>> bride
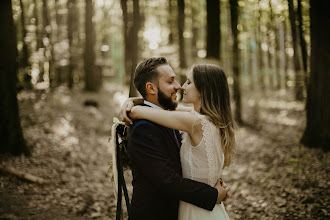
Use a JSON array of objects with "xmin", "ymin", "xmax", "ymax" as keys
[{"xmin": 125, "ymin": 64, "xmax": 236, "ymax": 220}]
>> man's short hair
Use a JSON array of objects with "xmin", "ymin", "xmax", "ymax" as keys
[{"xmin": 133, "ymin": 57, "xmax": 168, "ymax": 98}]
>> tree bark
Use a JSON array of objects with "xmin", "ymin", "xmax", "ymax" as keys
[
  {"xmin": 128, "ymin": 0, "xmax": 140, "ymax": 97},
  {"xmin": 288, "ymin": 0, "xmax": 304, "ymax": 101},
  {"xmin": 84, "ymin": 0, "xmax": 101, "ymax": 91},
  {"xmin": 206, "ymin": 0, "xmax": 220, "ymax": 59},
  {"xmin": 257, "ymin": 0, "xmax": 265, "ymax": 90},
  {"xmin": 297, "ymin": 0, "xmax": 308, "ymax": 86},
  {"xmin": 120, "ymin": 0, "xmax": 130, "ymax": 87},
  {"xmin": 33, "ymin": 0, "xmax": 42, "ymax": 50},
  {"xmin": 177, "ymin": 0, "xmax": 187, "ymax": 68},
  {"xmin": 67, "ymin": 0, "xmax": 75, "ymax": 89},
  {"xmin": 0, "ymin": 0, "xmax": 30, "ymax": 155},
  {"xmin": 19, "ymin": 0, "xmax": 32, "ymax": 89},
  {"xmin": 168, "ymin": 0, "xmax": 174, "ymax": 44},
  {"xmin": 301, "ymin": 0, "xmax": 330, "ymax": 149},
  {"xmin": 19, "ymin": 0, "xmax": 29, "ymax": 69},
  {"xmin": 230, "ymin": 0, "xmax": 242, "ymax": 124}
]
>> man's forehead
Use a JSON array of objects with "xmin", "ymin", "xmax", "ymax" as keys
[{"xmin": 157, "ymin": 64, "xmax": 176, "ymax": 79}]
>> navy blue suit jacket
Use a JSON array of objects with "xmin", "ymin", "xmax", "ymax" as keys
[{"xmin": 127, "ymin": 104, "xmax": 218, "ymax": 220}]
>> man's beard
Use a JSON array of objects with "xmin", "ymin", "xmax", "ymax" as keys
[{"xmin": 158, "ymin": 88, "xmax": 178, "ymax": 110}]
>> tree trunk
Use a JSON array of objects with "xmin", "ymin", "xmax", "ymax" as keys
[
  {"xmin": 230, "ymin": 0, "xmax": 242, "ymax": 124},
  {"xmin": 19, "ymin": 0, "xmax": 32, "ymax": 89},
  {"xmin": 19, "ymin": 0, "xmax": 29, "ymax": 69},
  {"xmin": 190, "ymin": 0, "xmax": 198, "ymax": 58},
  {"xmin": 257, "ymin": 0, "xmax": 265, "ymax": 90},
  {"xmin": 0, "ymin": 0, "xmax": 30, "ymax": 155},
  {"xmin": 283, "ymin": 19, "xmax": 290, "ymax": 88},
  {"xmin": 54, "ymin": 0, "xmax": 61, "ymax": 41},
  {"xmin": 206, "ymin": 0, "xmax": 220, "ymax": 59},
  {"xmin": 84, "ymin": 0, "xmax": 101, "ymax": 91},
  {"xmin": 120, "ymin": 0, "xmax": 130, "ymax": 87},
  {"xmin": 128, "ymin": 0, "xmax": 140, "ymax": 97},
  {"xmin": 267, "ymin": 0, "xmax": 275, "ymax": 89},
  {"xmin": 297, "ymin": 0, "xmax": 308, "ymax": 86},
  {"xmin": 177, "ymin": 0, "xmax": 187, "ymax": 68},
  {"xmin": 33, "ymin": 0, "xmax": 42, "ymax": 50},
  {"xmin": 168, "ymin": 0, "xmax": 174, "ymax": 44},
  {"xmin": 269, "ymin": 0, "xmax": 281, "ymax": 90},
  {"xmin": 41, "ymin": 0, "xmax": 54, "ymax": 86},
  {"xmin": 67, "ymin": 0, "xmax": 75, "ymax": 89},
  {"xmin": 301, "ymin": 0, "xmax": 330, "ymax": 149},
  {"xmin": 288, "ymin": 0, "xmax": 304, "ymax": 101}
]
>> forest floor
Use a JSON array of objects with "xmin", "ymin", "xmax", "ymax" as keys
[{"xmin": 0, "ymin": 84, "xmax": 329, "ymax": 220}]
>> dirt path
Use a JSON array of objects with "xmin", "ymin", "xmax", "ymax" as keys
[{"xmin": 0, "ymin": 87, "xmax": 329, "ymax": 219}]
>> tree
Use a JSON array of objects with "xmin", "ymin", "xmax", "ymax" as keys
[
  {"xmin": 206, "ymin": 0, "xmax": 220, "ymax": 59},
  {"xmin": 168, "ymin": 0, "xmax": 175, "ymax": 44},
  {"xmin": 128, "ymin": 0, "xmax": 141, "ymax": 97},
  {"xmin": 67, "ymin": 0, "xmax": 75, "ymax": 89},
  {"xmin": 120, "ymin": 0, "xmax": 141, "ymax": 96},
  {"xmin": 19, "ymin": 0, "xmax": 32, "ymax": 89},
  {"xmin": 230, "ymin": 0, "xmax": 242, "ymax": 124},
  {"xmin": 33, "ymin": 0, "xmax": 42, "ymax": 50},
  {"xmin": 84, "ymin": 0, "xmax": 101, "ymax": 91},
  {"xmin": 301, "ymin": 0, "xmax": 330, "ymax": 149},
  {"xmin": 297, "ymin": 0, "xmax": 308, "ymax": 86},
  {"xmin": 0, "ymin": 0, "xmax": 30, "ymax": 155},
  {"xmin": 177, "ymin": 0, "xmax": 187, "ymax": 68},
  {"xmin": 288, "ymin": 0, "xmax": 304, "ymax": 101},
  {"xmin": 256, "ymin": 0, "xmax": 265, "ymax": 90}
]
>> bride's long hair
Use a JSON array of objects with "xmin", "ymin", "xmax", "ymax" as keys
[{"xmin": 192, "ymin": 64, "xmax": 236, "ymax": 167}]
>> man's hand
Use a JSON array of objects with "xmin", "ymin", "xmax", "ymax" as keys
[{"xmin": 215, "ymin": 179, "xmax": 230, "ymax": 204}]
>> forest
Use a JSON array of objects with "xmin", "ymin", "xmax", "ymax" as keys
[{"xmin": 0, "ymin": 0, "xmax": 329, "ymax": 219}]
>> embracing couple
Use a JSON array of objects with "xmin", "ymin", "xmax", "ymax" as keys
[{"xmin": 121, "ymin": 57, "xmax": 236, "ymax": 220}]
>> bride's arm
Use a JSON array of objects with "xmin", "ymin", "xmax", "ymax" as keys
[
  {"xmin": 175, "ymin": 105, "xmax": 193, "ymax": 112},
  {"xmin": 120, "ymin": 97, "xmax": 144, "ymax": 124},
  {"xmin": 130, "ymin": 106, "xmax": 198, "ymax": 133}
]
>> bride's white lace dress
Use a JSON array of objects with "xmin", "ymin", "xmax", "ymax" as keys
[{"xmin": 178, "ymin": 111, "xmax": 230, "ymax": 220}]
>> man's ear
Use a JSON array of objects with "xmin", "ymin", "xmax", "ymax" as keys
[{"xmin": 146, "ymin": 82, "xmax": 157, "ymax": 95}]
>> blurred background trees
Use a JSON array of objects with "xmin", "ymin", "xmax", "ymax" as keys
[{"xmin": 2, "ymin": 0, "xmax": 329, "ymax": 154}]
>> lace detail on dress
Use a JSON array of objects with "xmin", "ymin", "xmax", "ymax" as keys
[{"xmin": 191, "ymin": 110, "xmax": 217, "ymax": 187}]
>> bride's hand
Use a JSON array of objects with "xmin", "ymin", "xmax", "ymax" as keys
[{"xmin": 120, "ymin": 97, "xmax": 143, "ymax": 125}]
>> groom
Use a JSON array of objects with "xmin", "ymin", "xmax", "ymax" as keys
[{"xmin": 125, "ymin": 57, "xmax": 228, "ymax": 220}]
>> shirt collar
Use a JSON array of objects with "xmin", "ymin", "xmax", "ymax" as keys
[{"xmin": 144, "ymin": 100, "xmax": 163, "ymax": 110}]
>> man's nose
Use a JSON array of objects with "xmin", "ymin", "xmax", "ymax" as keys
[{"xmin": 174, "ymin": 81, "xmax": 181, "ymax": 89}]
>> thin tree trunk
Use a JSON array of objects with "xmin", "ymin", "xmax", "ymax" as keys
[
  {"xmin": 190, "ymin": 0, "xmax": 198, "ymax": 58},
  {"xmin": 19, "ymin": 0, "xmax": 32, "ymax": 89},
  {"xmin": 297, "ymin": 0, "xmax": 308, "ymax": 86},
  {"xmin": 177, "ymin": 0, "xmax": 187, "ymax": 68},
  {"xmin": 54, "ymin": 0, "xmax": 61, "ymax": 41},
  {"xmin": 288, "ymin": 0, "xmax": 304, "ymax": 101},
  {"xmin": 206, "ymin": 0, "xmax": 220, "ymax": 59},
  {"xmin": 283, "ymin": 19, "xmax": 290, "ymax": 88},
  {"xmin": 67, "ymin": 0, "xmax": 75, "ymax": 89},
  {"xmin": 0, "ymin": 0, "xmax": 30, "ymax": 155},
  {"xmin": 120, "ymin": 0, "xmax": 130, "ymax": 87},
  {"xmin": 269, "ymin": 0, "xmax": 281, "ymax": 90},
  {"xmin": 84, "ymin": 0, "xmax": 100, "ymax": 91},
  {"xmin": 168, "ymin": 0, "xmax": 174, "ymax": 44},
  {"xmin": 230, "ymin": 0, "xmax": 242, "ymax": 124},
  {"xmin": 128, "ymin": 0, "xmax": 140, "ymax": 97},
  {"xmin": 257, "ymin": 0, "xmax": 265, "ymax": 90},
  {"xmin": 33, "ymin": 0, "xmax": 42, "ymax": 50},
  {"xmin": 301, "ymin": 0, "xmax": 330, "ymax": 149},
  {"xmin": 19, "ymin": 0, "xmax": 29, "ymax": 68}
]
